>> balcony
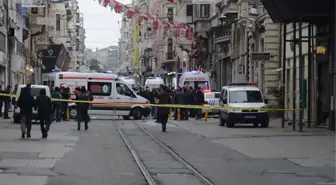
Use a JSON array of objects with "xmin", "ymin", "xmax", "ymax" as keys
[
  {"xmin": 215, "ymin": 32, "xmax": 231, "ymax": 44},
  {"xmin": 222, "ymin": 0, "xmax": 238, "ymax": 18},
  {"xmin": 66, "ymin": 8, "xmax": 74, "ymax": 19},
  {"xmin": 162, "ymin": 52, "xmax": 177, "ymax": 64}
]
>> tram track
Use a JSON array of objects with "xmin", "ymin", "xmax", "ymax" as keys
[{"xmin": 113, "ymin": 120, "xmax": 214, "ymax": 185}]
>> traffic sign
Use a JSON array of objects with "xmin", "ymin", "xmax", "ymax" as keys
[{"xmin": 250, "ymin": 52, "xmax": 271, "ymax": 61}]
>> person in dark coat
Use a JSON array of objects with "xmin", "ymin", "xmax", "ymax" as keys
[
  {"xmin": 0, "ymin": 85, "xmax": 3, "ymax": 117},
  {"xmin": 3, "ymin": 85, "xmax": 11, "ymax": 119},
  {"xmin": 76, "ymin": 86, "xmax": 90, "ymax": 131},
  {"xmin": 157, "ymin": 86, "xmax": 171, "ymax": 132},
  {"xmin": 52, "ymin": 87, "xmax": 62, "ymax": 122},
  {"xmin": 174, "ymin": 88, "xmax": 185, "ymax": 120},
  {"xmin": 195, "ymin": 87, "xmax": 204, "ymax": 119},
  {"xmin": 35, "ymin": 89, "xmax": 52, "ymax": 138},
  {"xmin": 61, "ymin": 87, "xmax": 71, "ymax": 121},
  {"xmin": 17, "ymin": 87, "xmax": 35, "ymax": 138}
]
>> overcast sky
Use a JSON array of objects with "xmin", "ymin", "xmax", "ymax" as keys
[{"xmin": 78, "ymin": 0, "xmax": 131, "ymax": 50}]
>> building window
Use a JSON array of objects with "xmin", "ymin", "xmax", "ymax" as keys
[
  {"xmin": 186, "ymin": 5, "xmax": 193, "ymax": 16},
  {"xmin": 167, "ymin": 38, "xmax": 173, "ymax": 59},
  {"xmin": 200, "ymin": 4, "xmax": 210, "ymax": 18},
  {"xmin": 260, "ymin": 38, "xmax": 265, "ymax": 52},
  {"xmin": 167, "ymin": 8, "xmax": 173, "ymax": 22},
  {"xmin": 0, "ymin": 33, "xmax": 5, "ymax": 52},
  {"xmin": 167, "ymin": 38, "xmax": 173, "ymax": 53},
  {"xmin": 56, "ymin": 14, "xmax": 61, "ymax": 31}
]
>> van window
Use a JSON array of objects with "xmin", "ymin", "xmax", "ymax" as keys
[
  {"xmin": 116, "ymin": 83, "xmax": 135, "ymax": 97},
  {"xmin": 88, "ymin": 82, "xmax": 112, "ymax": 96},
  {"xmin": 229, "ymin": 90, "xmax": 263, "ymax": 103},
  {"xmin": 19, "ymin": 87, "xmax": 46, "ymax": 97}
]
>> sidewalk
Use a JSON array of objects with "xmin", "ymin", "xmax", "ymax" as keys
[
  {"xmin": 140, "ymin": 119, "xmax": 336, "ymax": 185},
  {"xmin": 170, "ymin": 118, "xmax": 335, "ymax": 137},
  {"xmin": 168, "ymin": 118, "xmax": 335, "ymax": 168},
  {"xmin": 0, "ymin": 119, "xmax": 79, "ymax": 185}
]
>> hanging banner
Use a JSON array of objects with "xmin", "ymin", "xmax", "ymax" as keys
[
  {"xmin": 133, "ymin": 23, "xmax": 140, "ymax": 70},
  {"xmin": 21, "ymin": 0, "xmax": 45, "ymax": 7}
]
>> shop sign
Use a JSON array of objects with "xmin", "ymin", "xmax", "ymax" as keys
[{"xmin": 316, "ymin": 45, "xmax": 327, "ymax": 55}]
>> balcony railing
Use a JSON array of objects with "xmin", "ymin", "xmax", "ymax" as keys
[
  {"xmin": 165, "ymin": 52, "xmax": 174, "ymax": 60},
  {"xmin": 215, "ymin": 32, "xmax": 231, "ymax": 44}
]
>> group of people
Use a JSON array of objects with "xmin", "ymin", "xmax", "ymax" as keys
[
  {"xmin": 51, "ymin": 86, "xmax": 93, "ymax": 130},
  {"xmin": 14, "ymin": 84, "xmax": 93, "ymax": 139},
  {"xmin": 139, "ymin": 85, "xmax": 205, "ymax": 132},
  {"xmin": 16, "ymin": 84, "xmax": 52, "ymax": 139}
]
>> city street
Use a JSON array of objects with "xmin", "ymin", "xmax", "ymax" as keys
[{"xmin": 0, "ymin": 117, "xmax": 334, "ymax": 185}]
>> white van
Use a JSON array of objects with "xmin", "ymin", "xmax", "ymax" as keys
[
  {"xmin": 13, "ymin": 85, "xmax": 51, "ymax": 123},
  {"xmin": 54, "ymin": 72, "xmax": 151, "ymax": 120},
  {"xmin": 144, "ymin": 77, "xmax": 164, "ymax": 90},
  {"xmin": 120, "ymin": 76, "xmax": 136, "ymax": 89},
  {"xmin": 219, "ymin": 83, "xmax": 269, "ymax": 128},
  {"xmin": 179, "ymin": 71, "xmax": 211, "ymax": 92}
]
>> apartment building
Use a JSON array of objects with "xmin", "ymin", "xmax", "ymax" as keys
[
  {"xmin": 214, "ymin": 0, "xmax": 280, "ymax": 101},
  {"xmin": 74, "ymin": 12, "xmax": 85, "ymax": 72},
  {"xmin": 118, "ymin": 11, "xmax": 132, "ymax": 74},
  {"xmin": 0, "ymin": 0, "xmax": 8, "ymax": 86},
  {"xmin": 169, "ymin": 0, "xmax": 193, "ymax": 74},
  {"xmin": 93, "ymin": 46, "xmax": 120, "ymax": 71},
  {"xmin": 8, "ymin": 1, "xmax": 30, "ymax": 85}
]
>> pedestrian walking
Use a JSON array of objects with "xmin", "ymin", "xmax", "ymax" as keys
[
  {"xmin": 0, "ymin": 85, "xmax": 3, "ymax": 118},
  {"xmin": 195, "ymin": 87, "xmax": 204, "ymax": 119},
  {"xmin": 86, "ymin": 89, "xmax": 93, "ymax": 122},
  {"xmin": 3, "ymin": 85, "xmax": 11, "ymax": 119},
  {"xmin": 35, "ymin": 89, "xmax": 52, "ymax": 138},
  {"xmin": 157, "ymin": 86, "xmax": 171, "ymax": 132},
  {"xmin": 61, "ymin": 87, "xmax": 70, "ymax": 121},
  {"xmin": 17, "ymin": 86, "xmax": 35, "ymax": 139},
  {"xmin": 76, "ymin": 86, "xmax": 90, "ymax": 131}
]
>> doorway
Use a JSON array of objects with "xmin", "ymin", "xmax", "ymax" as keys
[{"xmin": 317, "ymin": 62, "xmax": 329, "ymax": 126}]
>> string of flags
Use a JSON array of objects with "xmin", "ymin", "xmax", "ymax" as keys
[{"xmin": 94, "ymin": 0, "xmax": 194, "ymax": 40}]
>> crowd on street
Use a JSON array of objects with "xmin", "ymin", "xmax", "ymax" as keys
[
  {"xmin": 138, "ymin": 85, "xmax": 205, "ymax": 131},
  {"xmin": 0, "ymin": 82, "xmax": 207, "ymax": 138},
  {"xmin": 6, "ymin": 84, "xmax": 94, "ymax": 139}
]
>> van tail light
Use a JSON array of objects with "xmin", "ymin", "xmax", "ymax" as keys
[{"xmin": 203, "ymin": 89, "xmax": 211, "ymax": 93}]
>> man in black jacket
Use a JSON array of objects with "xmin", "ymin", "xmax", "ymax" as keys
[
  {"xmin": 76, "ymin": 87, "xmax": 90, "ymax": 131},
  {"xmin": 17, "ymin": 86, "xmax": 35, "ymax": 138},
  {"xmin": 35, "ymin": 89, "xmax": 52, "ymax": 138}
]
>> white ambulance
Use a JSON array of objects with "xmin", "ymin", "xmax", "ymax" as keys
[
  {"xmin": 144, "ymin": 77, "xmax": 164, "ymax": 90},
  {"xmin": 179, "ymin": 71, "xmax": 211, "ymax": 92},
  {"xmin": 54, "ymin": 72, "xmax": 151, "ymax": 120},
  {"xmin": 119, "ymin": 76, "xmax": 136, "ymax": 89}
]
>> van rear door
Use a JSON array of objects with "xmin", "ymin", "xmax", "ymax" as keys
[{"xmin": 87, "ymin": 81, "xmax": 114, "ymax": 116}]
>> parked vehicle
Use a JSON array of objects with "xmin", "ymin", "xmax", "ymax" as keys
[{"xmin": 54, "ymin": 72, "xmax": 151, "ymax": 120}]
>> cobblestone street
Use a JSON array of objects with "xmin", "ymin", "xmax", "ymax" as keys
[{"xmin": 0, "ymin": 118, "xmax": 334, "ymax": 185}]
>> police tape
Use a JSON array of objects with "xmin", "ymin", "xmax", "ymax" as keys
[{"xmin": 0, "ymin": 93, "xmax": 298, "ymax": 111}]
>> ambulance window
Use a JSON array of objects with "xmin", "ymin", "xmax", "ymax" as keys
[
  {"xmin": 221, "ymin": 89, "xmax": 227, "ymax": 99},
  {"xmin": 88, "ymin": 82, "xmax": 112, "ymax": 96},
  {"xmin": 116, "ymin": 83, "xmax": 135, "ymax": 97}
]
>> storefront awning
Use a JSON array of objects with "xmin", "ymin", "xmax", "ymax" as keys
[
  {"xmin": 261, "ymin": 0, "xmax": 335, "ymax": 24},
  {"xmin": 40, "ymin": 44, "xmax": 70, "ymax": 73}
]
